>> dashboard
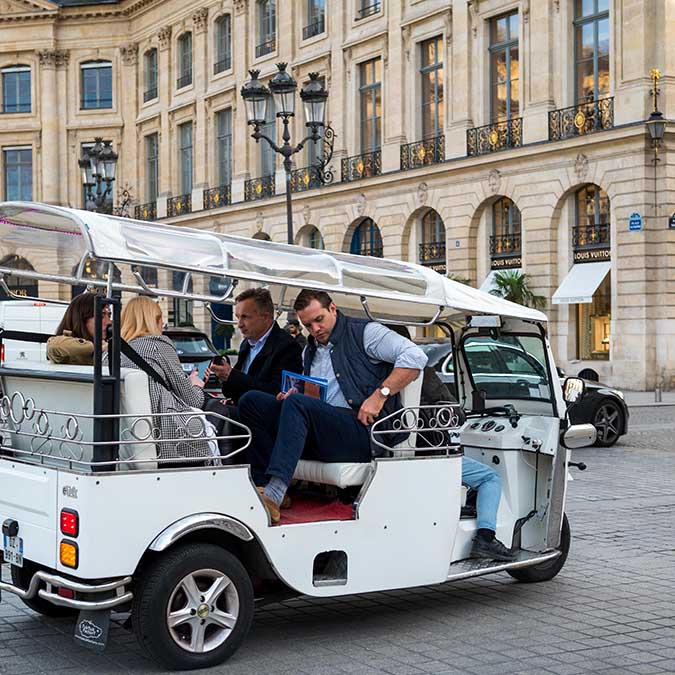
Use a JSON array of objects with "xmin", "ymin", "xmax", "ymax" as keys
[{"xmin": 460, "ymin": 415, "xmax": 558, "ymax": 456}]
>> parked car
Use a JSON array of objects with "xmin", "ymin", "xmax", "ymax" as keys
[
  {"xmin": 417, "ymin": 339, "xmax": 628, "ymax": 447},
  {"xmin": 162, "ymin": 326, "xmax": 223, "ymax": 396}
]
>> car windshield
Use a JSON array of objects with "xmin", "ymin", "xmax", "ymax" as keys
[
  {"xmin": 170, "ymin": 336, "xmax": 214, "ymax": 356},
  {"xmin": 462, "ymin": 334, "xmax": 551, "ymax": 403}
]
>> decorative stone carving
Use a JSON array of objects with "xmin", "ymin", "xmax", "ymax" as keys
[
  {"xmin": 233, "ymin": 0, "xmax": 248, "ymax": 15},
  {"xmin": 522, "ymin": 0, "xmax": 530, "ymax": 23},
  {"xmin": 120, "ymin": 42, "xmax": 138, "ymax": 66},
  {"xmin": 157, "ymin": 26, "xmax": 172, "ymax": 50},
  {"xmin": 255, "ymin": 211, "xmax": 264, "ymax": 231},
  {"xmin": 356, "ymin": 192, "xmax": 367, "ymax": 216},
  {"xmin": 302, "ymin": 205, "xmax": 311, "ymax": 226},
  {"xmin": 553, "ymin": 0, "xmax": 560, "ymax": 12},
  {"xmin": 402, "ymin": 25, "xmax": 411, "ymax": 62},
  {"xmin": 192, "ymin": 7, "xmax": 208, "ymax": 33},
  {"xmin": 574, "ymin": 153, "xmax": 589, "ymax": 181},
  {"xmin": 37, "ymin": 49, "xmax": 70, "ymax": 69},
  {"xmin": 417, "ymin": 182, "xmax": 428, "ymax": 207},
  {"xmin": 487, "ymin": 169, "xmax": 501, "ymax": 195},
  {"xmin": 443, "ymin": 9, "xmax": 452, "ymax": 42},
  {"xmin": 468, "ymin": 0, "xmax": 480, "ymax": 39}
]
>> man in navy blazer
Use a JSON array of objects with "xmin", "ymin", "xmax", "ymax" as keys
[{"xmin": 211, "ymin": 288, "xmax": 303, "ymax": 404}]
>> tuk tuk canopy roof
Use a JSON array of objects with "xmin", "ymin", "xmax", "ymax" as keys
[{"xmin": 0, "ymin": 202, "xmax": 547, "ymax": 324}]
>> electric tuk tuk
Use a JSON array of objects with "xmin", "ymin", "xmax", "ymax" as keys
[{"xmin": 0, "ymin": 202, "xmax": 594, "ymax": 671}]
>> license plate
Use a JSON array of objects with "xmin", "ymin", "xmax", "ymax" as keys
[{"xmin": 2, "ymin": 534, "xmax": 23, "ymax": 567}]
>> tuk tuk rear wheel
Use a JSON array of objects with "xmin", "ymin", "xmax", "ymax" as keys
[
  {"xmin": 11, "ymin": 563, "xmax": 78, "ymax": 618},
  {"xmin": 131, "ymin": 542, "xmax": 254, "ymax": 671},
  {"xmin": 507, "ymin": 513, "xmax": 571, "ymax": 583}
]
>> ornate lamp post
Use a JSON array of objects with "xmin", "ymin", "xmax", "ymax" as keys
[
  {"xmin": 646, "ymin": 69, "xmax": 666, "ymax": 162},
  {"xmin": 241, "ymin": 65, "xmax": 333, "ymax": 245},
  {"xmin": 78, "ymin": 137, "xmax": 118, "ymax": 213}
]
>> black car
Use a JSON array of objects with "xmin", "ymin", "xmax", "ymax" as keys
[
  {"xmin": 417, "ymin": 340, "xmax": 629, "ymax": 447},
  {"xmin": 162, "ymin": 327, "xmax": 223, "ymax": 396}
]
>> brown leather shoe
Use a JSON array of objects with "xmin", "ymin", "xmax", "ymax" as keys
[{"xmin": 257, "ymin": 486, "xmax": 291, "ymax": 510}]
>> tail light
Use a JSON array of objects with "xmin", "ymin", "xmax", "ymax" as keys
[
  {"xmin": 60, "ymin": 509, "xmax": 79, "ymax": 537},
  {"xmin": 1, "ymin": 343, "xmax": 4, "ymax": 364},
  {"xmin": 59, "ymin": 540, "xmax": 78, "ymax": 569}
]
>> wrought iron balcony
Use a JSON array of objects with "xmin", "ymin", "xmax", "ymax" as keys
[
  {"xmin": 303, "ymin": 16, "xmax": 325, "ymax": 40},
  {"xmin": 143, "ymin": 87, "xmax": 157, "ymax": 103},
  {"xmin": 204, "ymin": 184, "xmax": 231, "ymax": 210},
  {"xmin": 134, "ymin": 201, "xmax": 157, "ymax": 221},
  {"xmin": 573, "ymin": 223, "xmax": 610, "ymax": 250},
  {"xmin": 355, "ymin": 245, "xmax": 383, "ymax": 258},
  {"xmin": 167, "ymin": 193, "xmax": 192, "ymax": 217},
  {"xmin": 176, "ymin": 72, "xmax": 192, "ymax": 89},
  {"xmin": 549, "ymin": 98, "xmax": 614, "ymax": 142},
  {"xmin": 341, "ymin": 150, "xmax": 381, "ymax": 183},
  {"xmin": 489, "ymin": 233, "xmax": 521, "ymax": 257},
  {"xmin": 467, "ymin": 118, "xmax": 523, "ymax": 157},
  {"xmin": 401, "ymin": 135, "xmax": 445, "ymax": 171},
  {"xmin": 290, "ymin": 166, "xmax": 322, "ymax": 193},
  {"xmin": 245, "ymin": 175, "xmax": 275, "ymax": 201},
  {"xmin": 255, "ymin": 38, "xmax": 276, "ymax": 58},
  {"xmin": 356, "ymin": 1, "xmax": 381, "ymax": 19},
  {"xmin": 419, "ymin": 241, "xmax": 446, "ymax": 265},
  {"xmin": 214, "ymin": 56, "xmax": 232, "ymax": 75}
]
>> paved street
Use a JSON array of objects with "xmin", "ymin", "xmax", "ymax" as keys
[{"xmin": 1, "ymin": 405, "xmax": 674, "ymax": 675}]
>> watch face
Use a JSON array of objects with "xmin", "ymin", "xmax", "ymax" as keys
[{"xmin": 381, "ymin": 387, "xmax": 391, "ymax": 397}]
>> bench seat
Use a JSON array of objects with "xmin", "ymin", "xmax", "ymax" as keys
[{"xmin": 294, "ymin": 459, "xmax": 372, "ymax": 489}]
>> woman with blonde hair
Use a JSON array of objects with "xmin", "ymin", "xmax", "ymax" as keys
[{"xmin": 119, "ymin": 296, "xmax": 214, "ymax": 462}]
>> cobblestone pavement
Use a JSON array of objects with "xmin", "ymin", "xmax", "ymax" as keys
[{"xmin": 1, "ymin": 406, "xmax": 674, "ymax": 675}]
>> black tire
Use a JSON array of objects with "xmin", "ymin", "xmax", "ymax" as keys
[
  {"xmin": 592, "ymin": 399, "xmax": 624, "ymax": 447},
  {"xmin": 10, "ymin": 563, "xmax": 77, "ymax": 618},
  {"xmin": 507, "ymin": 513, "xmax": 571, "ymax": 583},
  {"xmin": 131, "ymin": 543, "xmax": 254, "ymax": 671}
]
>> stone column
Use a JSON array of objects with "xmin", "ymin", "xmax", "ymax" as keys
[
  {"xmin": 231, "ymin": 0, "xmax": 250, "ymax": 205},
  {"xmin": 191, "ymin": 7, "xmax": 209, "ymax": 211},
  {"xmin": 381, "ymin": 6, "xmax": 404, "ymax": 173},
  {"xmin": 447, "ymin": 1, "xmax": 472, "ymax": 158},
  {"xmin": 157, "ymin": 25, "xmax": 172, "ymax": 199},
  {"xmin": 119, "ymin": 43, "xmax": 139, "ymax": 206}
]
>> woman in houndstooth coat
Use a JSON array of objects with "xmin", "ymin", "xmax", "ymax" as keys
[{"xmin": 119, "ymin": 296, "xmax": 212, "ymax": 462}]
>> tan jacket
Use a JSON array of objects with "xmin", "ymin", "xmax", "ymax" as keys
[{"xmin": 46, "ymin": 330, "xmax": 95, "ymax": 365}]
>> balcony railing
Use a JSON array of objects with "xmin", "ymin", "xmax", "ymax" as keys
[
  {"xmin": 341, "ymin": 150, "xmax": 381, "ymax": 183},
  {"xmin": 401, "ymin": 135, "xmax": 445, "ymax": 171},
  {"xmin": 290, "ymin": 166, "xmax": 322, "ymax": 193},
  {"xmin": 167, "ymin": 193, "xmax": 192, "ymax": 217},
  {"xmin": 176, "ymin": 72, "xmax": 192, "ymax": 89},
  {"xmin": 214, "ymin": 56, "xmax": 232, "ymax": 75},
  {"xmin": 467, "ymin": 118, "xmax": 523, "ymax": 157},
  {"xmin": 303, "ymin": 16, "xmax": 326, "ymax": 40},
  {"xmin": 489, "ymin": 233, "xmax": 521, "ymax": 258},
  {"xmin": 134, "ymin": 201, "xmax": 157, "ymax": 221},
  {"xmin": 356, "ymin": 1, "xmax": 381, "ymax": 19},
  {"xmin": 255, "ymin": 38, "xmax": 276, "ymax": 58},
  {"xmin": 419, "ymin": 241, "xmax": 446, "ymax": 265},
  {"xmin": 573, "ymin": 223, "xmax": 610, "ymax": 250},
  {"xmin": 143, "ymin": 86, "xmax": 157, "ymax": 103},
  {"xmin": 204, "ymin": 184, "xmax": 231, "ymax": 210},
  {"xmin": 549, "ymin": 98, "xmax": 614, "ymax": 142},
  {"xmin": 245, "ymin": 175, "xmax": 275, "ymax": 201}
]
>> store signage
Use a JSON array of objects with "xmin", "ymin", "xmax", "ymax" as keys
[
  {"xmin": 629, "ymin": 212, "xmax": 642, "ymax": 231},
  {"xmin": 491, "ymin": 256, "xmax": 521, "ymax": 270},
  {"xmin": 669, "ymin": 213, "xmax": 675, "ymax": 229},
  {"xmin": 573, "ymin": 248, "xmax": 610, "ymax": 263},
  {"xmin": 425, "ymin": 262, "xmax": 447, "ymax": 275}
]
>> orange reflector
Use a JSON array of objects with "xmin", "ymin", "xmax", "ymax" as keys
[{"xmin": 60, "ymin": 540, "xmax": 78, "ymax": 569}]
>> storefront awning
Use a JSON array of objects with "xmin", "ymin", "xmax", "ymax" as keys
[
  {"xmin": 552, "ymin": 261, "xmax": 611, "ymax": 305},
  {"xmin": 479, "ymin": 269, "xmax": 521, "ymax": 294}
]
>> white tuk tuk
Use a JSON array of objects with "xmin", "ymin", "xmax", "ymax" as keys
[{"xmin": 0, "ymin": 202, "xmax": 594, "ymax": 671}]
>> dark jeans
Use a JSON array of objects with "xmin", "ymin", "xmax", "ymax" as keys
[
  {"xmin": 203, "ymin": 397, "xmax": 241, "ymax": 457},
  {"xmin": 238, "ymin": 391, "xmax": 372, "ymax": 486}
]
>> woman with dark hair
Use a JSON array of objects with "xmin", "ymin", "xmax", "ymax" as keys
[{"xmin": 47, "ymin": 292, "xmax": 111, "ymax": 365}]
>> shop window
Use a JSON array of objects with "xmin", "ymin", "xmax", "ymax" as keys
[
  {"xmin": 576, "ymin": 272, "xmax": 610, "ymax": 360},
  {"xmin": 350, "ymin": 218, "xmax": 382, "ymax": 257}
]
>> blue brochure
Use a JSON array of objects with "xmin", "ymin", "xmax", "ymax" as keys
[{"xmin": 281, "ymin": 370, "xmax": 328, "ymax": 402}]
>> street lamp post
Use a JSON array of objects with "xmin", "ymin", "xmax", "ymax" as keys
[
  {"xmin": 78, "ymin": 137, "xmax": 118, "ymax": 213},
  {"xmin": 241, "ymin": 65, "xmax": 330, "ymax": 245}
]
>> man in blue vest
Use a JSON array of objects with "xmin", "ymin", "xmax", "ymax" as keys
[{"xmin": 238, "ymin": 289, "xmax": 514, "ymax": 562}]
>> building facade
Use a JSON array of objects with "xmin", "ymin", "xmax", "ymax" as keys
[{"xmin": 0, "ymin": 0, "xmax": 673, "ymax": 389}]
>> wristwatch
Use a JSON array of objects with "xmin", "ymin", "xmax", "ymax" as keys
[{"xmin": 379, "ymin": 386, "xmax": 391, "ymax": 398}]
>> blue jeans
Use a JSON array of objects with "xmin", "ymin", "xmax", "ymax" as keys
[
  {"xmin": 238, "ymin": 391, "xmax": 372, "ymax": 486},
  {"xmin": 462, "ymin": 456, "xmax": 502, "ymax": 532}
]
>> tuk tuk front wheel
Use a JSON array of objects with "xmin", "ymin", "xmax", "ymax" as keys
[
  {"xmin": 131, "ymin": 543, "xmax": 254, "ymax": 671},
  {"xmin": 507, "ymin": 513, "xmax": 571, "ymax": 583}
]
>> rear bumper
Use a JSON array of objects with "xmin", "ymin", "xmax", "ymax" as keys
[{"xmin": 0, "ymin": 567, "xmax": 132, "ymax": 610}]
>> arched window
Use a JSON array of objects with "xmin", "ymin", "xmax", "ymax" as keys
[
  {"xmin": 214, "ymin": 15, "xmax": 232, "ymax": 74},
  {"xmin": 71, "ymin": 260, "xmax": 121, "ymax": 298},
  {"xmin": 1, "ymin": 64, "xmax": 31, "ymax": 113},
  {"xmin": 80, "ymin": 60, "xmax": 112, "ymax": 109},
  {"xmin": 350, "ymin": 218, "xmax": 383, "ymax": 257},
  {"xmin": 418, "ymin": 210, "xmax": 446, "ymax": 273},
  {"xmin": 574, "ymin": 184, "xmax": 610, "ymax": 248},
  {"xmin": 177, "ymin": 33, "xmax": 193, "ymax": 89},
  {"xmin": 0, "ymin": 254, "xmax": 36, "ymax": 299},
  {"xmin": 491, "ymin": 197, "xmax": 521, "ymax": 259},
  {"xmin": 252, "ymin": 231, "xmax": 271, "ymax": 241},
  {"xmin": 296, "ymin": 225, "xmax": 324, "ymax": 250}
]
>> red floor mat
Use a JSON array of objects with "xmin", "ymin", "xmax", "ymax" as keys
[{"xmin": 278, "ymin": 493, "xmax": 354, "ymax": 525}]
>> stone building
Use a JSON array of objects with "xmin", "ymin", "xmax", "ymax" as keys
[{"xmin": 0, "ymin": 0, "xmax": 673, "ymax": 390}]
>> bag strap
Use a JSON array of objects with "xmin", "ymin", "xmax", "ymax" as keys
[{"xmin": 119, "ymin": 338, "xmax": 172, "ymax": 391}]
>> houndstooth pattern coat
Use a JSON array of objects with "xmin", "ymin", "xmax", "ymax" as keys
[{"xmin": 118, "ymin": 335, "xmax": 211, "ymax": 461}]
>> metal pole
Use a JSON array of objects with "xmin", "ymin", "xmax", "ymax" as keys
[{"xmin": 284, "ymin": 156, "xmax": 293, "ymax": 245}]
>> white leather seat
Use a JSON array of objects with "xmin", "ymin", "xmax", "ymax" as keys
[{"xmin": 292, "ymin": 373, "xmax": 424, "ymax": 488}]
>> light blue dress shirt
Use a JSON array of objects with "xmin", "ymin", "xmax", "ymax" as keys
[
  {"xmin": 242, "ymin": 323, "xmax": 274, "ymax": 374},
  {"xmin": 307, "ymin": 323, "xmax": 428, "ymax": 408}
]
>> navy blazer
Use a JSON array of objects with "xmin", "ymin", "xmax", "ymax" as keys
[{"xmin": 222, "ymin": 322, "xmax": 303, "ymax": 403}]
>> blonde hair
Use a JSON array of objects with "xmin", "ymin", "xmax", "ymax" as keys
[{"xmin": 121, "ymin": 296, "xmax": 163, "ymax": 341}]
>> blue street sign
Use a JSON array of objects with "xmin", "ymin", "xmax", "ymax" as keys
[{"xmin": 629, "ymin": 212, "xmax": 642, "ymax": 231}]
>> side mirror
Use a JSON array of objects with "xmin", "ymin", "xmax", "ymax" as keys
[
  {"xmin": 563, "ymin": 376, "xmax": 585, "ymax": 405},
  {"xmin": 556, "ymin": 366, "xmax": 566, "ymax": 378},
  {"xmin": 562, "ymin": 423, "xmax": 596, "ymax": 449}
]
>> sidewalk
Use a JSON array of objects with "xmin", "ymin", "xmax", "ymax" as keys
[{"xmin": 623, "ymin": 390, "xmax": 675, "ymax": 407}]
